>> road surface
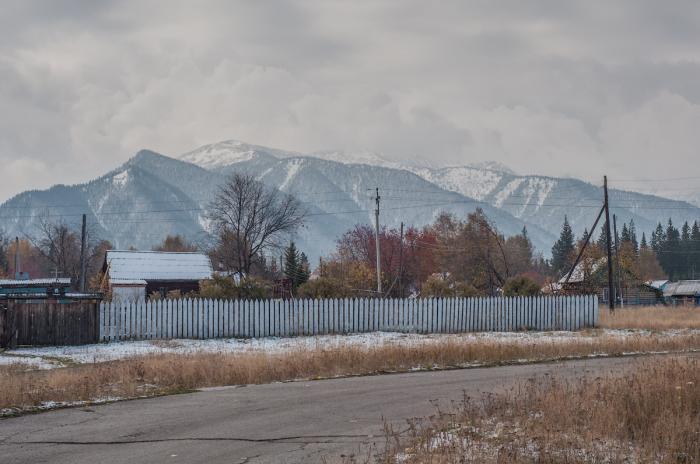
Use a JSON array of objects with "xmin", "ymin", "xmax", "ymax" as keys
[{"xmin": 0, "ymin": 356, "xmax": 670, "ymax": 463}]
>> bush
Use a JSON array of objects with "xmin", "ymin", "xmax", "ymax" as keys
[
  {"xmin": 422, "ymin": 274, "xmax": 484, "ymax": 298},
  {"xmin": 503, "ymin": 275, "xmax": 541, "ymax": 297},
  {"xmin": 296, "ymin": 277, "xmax": 350, "ymax": 298},
  {"xmin": 198, "ymin": 274, "xmax": 271, "ymax": 299}
]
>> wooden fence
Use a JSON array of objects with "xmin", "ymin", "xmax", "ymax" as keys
[
  {"xmin": 1, "ymin": 300, "xmax": 100, "ymax": 348},
  {"xmin": 100, "ymin": 295, "xmax": 598, "ymax": 342}
]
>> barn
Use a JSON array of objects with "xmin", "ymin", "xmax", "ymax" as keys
[{"xmin": 102, "ymin": 250, "xmax": 213, "ymax": 301}]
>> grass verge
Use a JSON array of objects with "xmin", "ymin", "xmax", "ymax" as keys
[
  {"xmin": 376, "ymin": 356, "xmax": 699, "ymax": 463},
  {"xmin": 2, "ymin": 331, "xmax": 700, "ymax": 416},
  {"xmin": 600, "ymin": 305, "xmax": 700, "ymax": 330}
]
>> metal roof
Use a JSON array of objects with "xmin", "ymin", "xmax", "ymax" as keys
[
  {"xmin": 0, "ymin": 278, "xmax": 72, "ymax": 287},
  {"xmin": 645, "ymin": 280, "xmax": 669, "ymax": 291},
  {"xmin": 558, "ymin": 258, "xmax": 606, "ymax": 284},
  {"xmin": 663, "ymin": 280, "xmax": 700, "ymax": 297},
  {"xmin": 105, "ymin": 250, "xmax": 213, "ymax": 282}
]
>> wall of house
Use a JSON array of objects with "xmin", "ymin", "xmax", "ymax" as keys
[{"xmin": 112, "ymin": 285, "xmax": 146, "ymax": 302}]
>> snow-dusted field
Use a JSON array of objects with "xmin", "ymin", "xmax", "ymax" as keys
[{"xmin": 2, "ymin": 329, "xmax": 697, "ymax": 370}]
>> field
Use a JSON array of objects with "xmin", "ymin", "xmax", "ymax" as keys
[
  {"xmin": 374, "ymin": 356, "xmax": 699, "ymax": 463},
  {"xmin": 1, "ymin": 305, "xmax": 699, "ymax": 416}
]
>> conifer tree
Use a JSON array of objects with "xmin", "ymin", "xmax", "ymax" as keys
[
  {"xmin": 283, "ymin": 242, "xmax": 311, "ymax": 290},
  {"xmin": 640, "ymin": 232, "xmax": 648, "ymax": 250},
  {"xmin": 551, "ymin": 216, "xmax": 575, "ymax": 276},
  {"xmin": 629, "ymin": 219, "xmax": 639, "ymax": 252}
]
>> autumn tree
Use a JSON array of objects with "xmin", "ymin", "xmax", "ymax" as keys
[
  {"xmin": 153, "ymin": 235, "xmax": 197, "ymax": 252},
  {"xmin": 208, "ymin": 172, "xmax": 305, "ymax": 277}
]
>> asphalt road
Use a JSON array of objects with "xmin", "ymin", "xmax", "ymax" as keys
[{"xmin": 0, "ymin": 356, "xmax": 668, "ymax": 463}]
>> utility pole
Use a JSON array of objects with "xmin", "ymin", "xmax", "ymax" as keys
[
  {"xmin": 374, "ymin": 187, "xmax": 382, "ymax": 295},
  {"xmin": 603, "ymin": 176, "xmax": 615, "ymax": 311},
  {"xmin": 398, "ymin": 222, "xmax": 404, "ymax": 297},
  {"xmin": 613, "ymin": 214, "xmax": 623, "ymax": 308},
  {"xmin": 14, "ymin": 237, "xmax": 20, "ymax": 279},
  {"xmin": 79, "ymin": 214, "xmax": 88, "ymax": 292}
]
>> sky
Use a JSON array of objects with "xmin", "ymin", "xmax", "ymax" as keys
[{"xmin": 2, "ymin": 0, "xmax": 700, "ymax": 202}]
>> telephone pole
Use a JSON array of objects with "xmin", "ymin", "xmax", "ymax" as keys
[
  {"xmin": 374, "ymin": 187, "xmax": 382, "ymax": 295},
  {"xmin": 603, "ymin": 176, "xmax": 615, "ymax": 311},
  {"xmin": 79, "ymin": 214, "xmax": 87, "ymax": 292},
  {"xmin": 14, "ymin": 237, "xmax": 20, "ymax": 279},
  {"xmin": 398, "ymin": 222, "xmax": 404, "ymax": 297},
  {"xmin": 613, "ymin": 214, "xmax": 623, "ymax": 307}
]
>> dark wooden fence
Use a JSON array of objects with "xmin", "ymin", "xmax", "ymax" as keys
[{"xmin": 0, "ymin": 299, "xmax": 100, "ymax": 348}]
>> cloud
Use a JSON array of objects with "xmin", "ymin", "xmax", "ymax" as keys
[{"xmin": 1, "ymin": 1, "xmax": 700, "ymax": 201}]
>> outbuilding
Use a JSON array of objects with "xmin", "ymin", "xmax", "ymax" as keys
[
  {"xmin": 102, "ymin": 250, "xmax": 213, "ymax": 301},
  {"xmin": 662, "ymin": 280, "xmax": 700, "ymax": 305}
]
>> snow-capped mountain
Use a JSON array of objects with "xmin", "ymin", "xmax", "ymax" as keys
[{"xmin": 1, "ymin": 138, "xmax": 698, "ymax": 265}]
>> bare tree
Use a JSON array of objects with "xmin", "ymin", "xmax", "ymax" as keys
[
  {"xmin": 208, "ymin": 172, "xmax": 305, "ymax": 277},
  {"xmin": 30, "ymin": 217, "xmax": 108, "ymax": 284}
]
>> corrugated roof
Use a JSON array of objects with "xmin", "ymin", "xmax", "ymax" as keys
[
  {"xmin": 110, "ymin": 279, "xmax": 148, "ymax": 286},
  {"xmin": 106, "ymin": 250, "xmax": 213, "ymax": 282},
  {"xmin": 0, "ymin": 278, "xmax": 71, "ymax": 287},
  {"xmin": 663, "ymin": 280, "xmax": 700, "ymax": 297},
  {"xmin": 558, "ymin": 258, "xmax": 606, "ymax": 284},
  {"xmin": 645, "ymin": 280, "xmax": 669, "ymax": 291}
]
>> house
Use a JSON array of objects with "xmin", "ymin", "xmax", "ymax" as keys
[
  {"xmin": 661, "ymin": 280, "xmax": 700, "ymax": 305},
  {"xmin": 103, "ymin": 250, "xmax": 213, "ymax": 301},
  {"xmin": 557, "ymin": 257, "xmax": 662, "ymax": 305}
]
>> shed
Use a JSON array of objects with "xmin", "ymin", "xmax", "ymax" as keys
[
  {"xmin": 662, "ymin": 280, "xmax": 700, "ymax": 305},
  {"xmin": 103, "ymin": 251, "xmax": 213, "ymax": 301}
]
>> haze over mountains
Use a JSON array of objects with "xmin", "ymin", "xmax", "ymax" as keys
[{"xmin": 1, "ymin": 139, "xmax": 699, "ymax": 265}]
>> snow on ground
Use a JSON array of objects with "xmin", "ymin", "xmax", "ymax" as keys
[
  {"xmin": 3, "ymin": 329, "xmax": 696, "ymax": 369},
  {"xmin": 0, "ymin": 354, "xmax": 61, "ymax": 370}
]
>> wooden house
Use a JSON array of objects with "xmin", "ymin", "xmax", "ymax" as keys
[{"xmin": 102, "ymin": 251, "xmax": 213, "ymax": 301}]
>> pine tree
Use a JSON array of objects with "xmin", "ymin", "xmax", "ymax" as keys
[
  {"xmin": 580, "ymin": 228, "xmax": 590, "ymax": 244},
  {"xmin": 629, "ymin": 219, "xmax": 638, "ymax": 252},
  {"xmin": 551, "ymin": 216, "xmax": 575, "ymax": 276},
  {"xmin": 661, "ymin": 219, "xmax": 681, "ymax": 279},
  {"xmin": 681, "ymin": 221, "xmax": 692, "ymax": 279},
  {"xmin": 284, "ymin": 242, "xmax": 311, "ymax": 289},
  {"xmin": 597, "ymin": 224, "xmax": 609, "ymax": 250},
  {"xmin": 640, "ymin": 232, "xmax": 648, "ymax": 250},
  {"xmin": 691, "ymin": 221, "xmax": 700, "ymax": 279},
  {"xmin": 620, "ymin": 223, "xmax": 631, "ymax": 245},
  {"xmin": 298, "ymin": 252, "xmax": 311, "ymax": 286},
  {"xmin": 651, "ymin": 223, "xmax": 664, "ymax": 252},
  {"xmin": 284, "ymin": 241, "xmax": 302, "ymax": 289}
]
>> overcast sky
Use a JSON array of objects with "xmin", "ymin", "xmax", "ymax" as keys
[{"xmin": 2, "ymin": 0, "xmax": 700, "ymax": 202}]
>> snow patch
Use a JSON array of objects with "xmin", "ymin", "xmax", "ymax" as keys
[
  {"xmin": 411, "ymin": 166, "xmax": 504, "ymax": 200},
  {"xmin": 8, "ymin": 329, "xmax": 695, "ymax": 368},
  {"xmin": 279, "ymin": 159, "xmax": 303, "ymax": 190},
  {"xmin": 494, "ymin": 178, "xmax": 525, "ymax": 207},
  {"xmin": 112, "ymin": 170, "xmax": 129, "ymax": 188},
  {"xmin": 180, "ymin": 140, "xmax": 260, "ymax": 169}
]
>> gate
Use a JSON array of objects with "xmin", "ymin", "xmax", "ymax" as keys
[{"xmin": 0, "ymin": 299, "xmax": 100, "ymax": 348}]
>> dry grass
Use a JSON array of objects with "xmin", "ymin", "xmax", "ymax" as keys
[
  {"xmin": 2, "ymin": 332, "xmax": 700, "ymax": 414},
  {"xmin": 600, "ymin": 305, "xmax": 700, "ymax": 330},
  {"xmin": 376, "ymin": 356, "xmax": 700, "ymax": 463}
]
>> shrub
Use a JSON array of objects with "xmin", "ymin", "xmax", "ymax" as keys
[
  {"xmin": 503, "ymin": 275, "xmax": 541, "ymax": 297},
  {"xmin": 198, "ymin": 274, "xmax": 271, "ymax": 299},
  {"xmin": 296, "ymin": 277, "xmax": 350, "ymax": 298}
]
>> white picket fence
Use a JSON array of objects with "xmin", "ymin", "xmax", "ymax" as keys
[{"xmin": 99, "ymin": 295, "xmax": 598, "ymax": 341}]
